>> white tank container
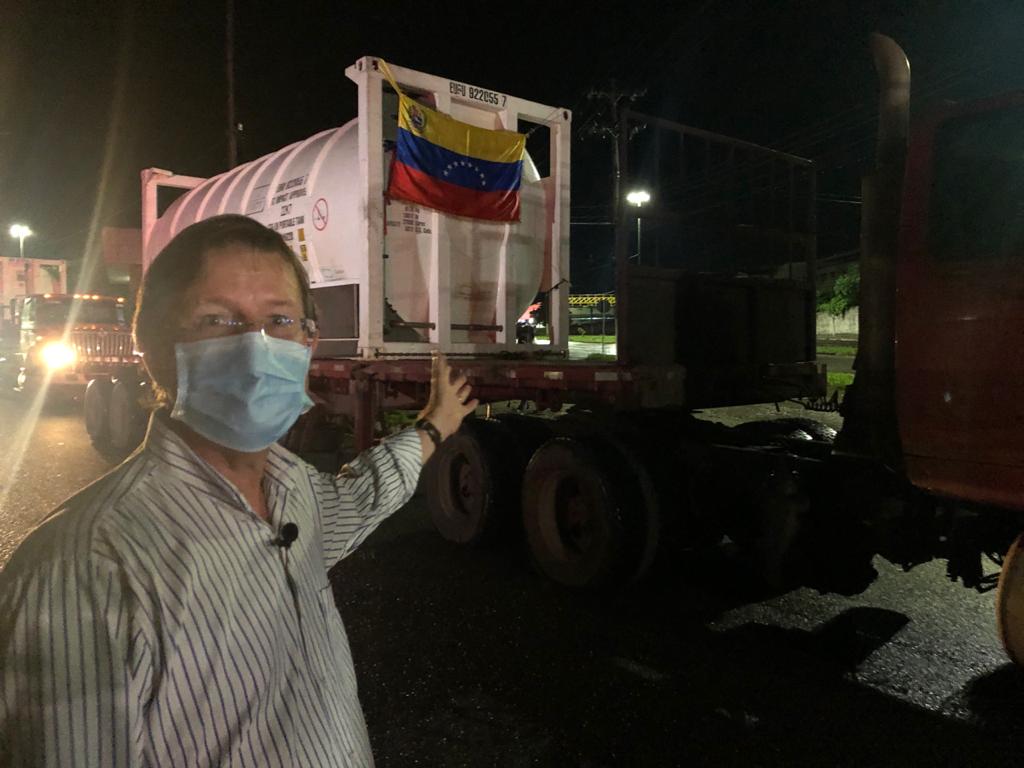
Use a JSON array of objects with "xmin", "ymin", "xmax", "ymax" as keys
[{"xmin": 146, "ymin": 116, "xmax": 551, "ymax": 344}]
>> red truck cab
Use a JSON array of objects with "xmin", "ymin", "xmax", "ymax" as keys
[{"xmin": 896, "ymin": 93, "xmax": 1024, "ymax": 511}]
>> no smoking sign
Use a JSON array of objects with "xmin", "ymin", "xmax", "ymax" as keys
[{"xmin": 312, "ymin": 198, "xmax": 329, "ymax": 231}]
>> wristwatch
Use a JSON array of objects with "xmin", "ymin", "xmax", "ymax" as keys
[{"xmin": 415, "ymin": 418, "xmax": 443, "ymax": 448}]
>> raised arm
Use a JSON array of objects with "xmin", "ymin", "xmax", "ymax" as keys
[
  {"xmin": 414, "ymin": 353, "xmax": 479, "ymax": 463},
  {"xmin": 316, "ymin": 353, "xmax": 477, "ymax": 566}
]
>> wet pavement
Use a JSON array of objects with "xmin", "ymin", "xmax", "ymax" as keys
[
  {"xmin": 3, "ymin": 394, "xmax": 1024, "ymax": 766},
  {"xmin": 0, "ymin": 389, "xmax": 111, "ymax": 564},
  {"xmin": 338, "ymin": 506, "xmax": 1024, "ymax": 767}
]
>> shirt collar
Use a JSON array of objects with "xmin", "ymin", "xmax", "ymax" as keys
[
  {"xmin": 143, "ymin": 410, "xmax": 301, "ymax": 507},
  {"xmin": 265, "ymin": 441, "xmax": 302, "ymax": 493}
]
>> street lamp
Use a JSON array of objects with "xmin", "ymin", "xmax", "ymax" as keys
[
  {"xmin": 625, "ymin": 190, "xmax": 650, "ymax": 262},
  {"xmin": 9, "ymin": 224, "xmax": 32, "ymax": 259}
]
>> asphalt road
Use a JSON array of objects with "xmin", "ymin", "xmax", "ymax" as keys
[
  {"xmin": 0, "ymin": 389, "xmax": 111, "ymax": 564},
  {"xmin": 2, "ymin": 395, "xmax": 1023, "ymax": 766}
]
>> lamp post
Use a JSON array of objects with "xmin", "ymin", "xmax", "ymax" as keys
[
  {"xmin": 9, "ymin": 224, "xmax": 32, "ymax": 259},
  {"xmin": 625, "ymin": 190, "xmax": 650, "ymax": 263}
]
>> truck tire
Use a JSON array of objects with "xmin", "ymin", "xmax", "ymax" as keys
[
  {"xmin": 606, "ymin": 433, "xmax": 661, "ymax": 583},
  {"xmin": 997, "ymin": 532, "xmax": 1024, "ymax": 666},
  {"xmin": 425, "ymin": 419, "xmax": 517, "ymax": 546},
  {"xmin": 522, "ymin": 436, "xmax": 655, "ymax": 588},
  {"xmin": 108, "ymin": 378, "xmax": 147, "ymax": 455},
  {"xmin": 84, "ymin": 378, "xmax": 113, "ymax": 449}
]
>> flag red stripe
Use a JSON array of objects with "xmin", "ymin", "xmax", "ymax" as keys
[{"xmin": 388, "ymin": 161, "xmax": 520, "ymax": 222}]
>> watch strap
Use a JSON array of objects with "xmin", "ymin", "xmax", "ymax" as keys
[{"xmin": 415, "ymin": 418, "xmax": 443, "ymax": 448}]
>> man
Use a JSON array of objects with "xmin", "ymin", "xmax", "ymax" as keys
[{"xmin": 0, "ymin": 214, "xmax": 477, "ymax": 767}]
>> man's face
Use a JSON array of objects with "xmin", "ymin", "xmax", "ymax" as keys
[{"xmin": 148, "ymin": 244, "xmax": 307, "ymax": 401}]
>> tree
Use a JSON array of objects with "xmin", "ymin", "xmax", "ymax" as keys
[{"xmin": 818, "ymin": 264, "xmax": 860, "ymax": 316}]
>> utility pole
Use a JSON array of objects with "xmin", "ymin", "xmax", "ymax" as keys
[
  {"xmin": 583, "ymin": 82, "xmax": 646, "ymax": 364},
  {"xmin": 226, "ymin": 0, "xmax": 238, "ymax": 169},
  {"xmin": 583, "ymin": 82, "xmax": 646, "ymax": 220}
]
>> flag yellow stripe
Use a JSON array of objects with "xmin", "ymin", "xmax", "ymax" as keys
[{"xmin": 398, "ymin": 95, "xmax": 525, "ymax": 165}]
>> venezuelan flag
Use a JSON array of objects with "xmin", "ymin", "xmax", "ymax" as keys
[{"xmin": 387, "ymin": 94, "xmax": 526, "ymax": 222}]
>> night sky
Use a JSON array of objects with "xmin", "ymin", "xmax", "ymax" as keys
[{"xmin": 2, "ymin": 0, "xmax": 1023, "ymax": 291}]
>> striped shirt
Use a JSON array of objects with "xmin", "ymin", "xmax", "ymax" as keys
[{"xmin": 0, "ymin": 412, "xmax": 423, "ymax": 768}]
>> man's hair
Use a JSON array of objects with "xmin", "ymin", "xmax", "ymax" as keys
[{"xmin": 134, "ymin": 214, "xmax": 317, "ymax": 404}]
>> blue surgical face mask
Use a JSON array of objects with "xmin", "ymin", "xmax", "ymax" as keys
[{"xmin": 171, "ymin": 331, "xmax": 314, "ymax": 452}]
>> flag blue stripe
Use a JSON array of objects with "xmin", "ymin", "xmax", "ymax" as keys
[{"xmin": 396, "ymin": 126, "xmax": 523, "ymax": 192}]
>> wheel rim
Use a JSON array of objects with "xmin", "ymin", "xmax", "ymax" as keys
[
  {"xmin": 448, "ymin": 454, "xmax": 482, "ymax": 518},
  {"xmin": 531, "ymin": 464, "xmax": 615, "ymax": 585},
  {"xmin": 553, "ymin": 475, "xmax": 594, "ymax": 556},
  {"xmin": 430, "ymin": 439, "xmax": 491, "ymax": 544},
  {"xmin": 524, "ymin": 437, "xmax": 658, "ymax": 588}
]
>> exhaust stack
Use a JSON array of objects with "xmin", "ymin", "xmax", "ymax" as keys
[{"xmin": 834, "ymin": 34, "xmax": 910, "ymax": 463}]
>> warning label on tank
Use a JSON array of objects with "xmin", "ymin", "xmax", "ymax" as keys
[
  {"xmin": 269, "ymin": 216, "xmax": 304, "ymax": 230},
  {"xmin": 320, "ymin": 267, "xmax": 343, "ymax": 281},
  {"xmin": 272, "ymin": 174, "xmax": 308, "ymax": 205},
  {"xmin": 247, "ymin": 184, "xmax": 269, "ymax": 214},
  {"xmin": 268, "ymin": 215, "xmax": 304, "ymax": 243},
  {"xmin": 398, "ymin": 205, "xmax": 431, "ymax": 234}
]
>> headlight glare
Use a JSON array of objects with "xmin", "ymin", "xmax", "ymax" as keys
[{"xmin": 40, "ymin": 341, "xmax": 76, "ymax": 370}]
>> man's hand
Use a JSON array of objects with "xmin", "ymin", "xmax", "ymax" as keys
[{"xmin": 419, "ymin": 353, "xmax": 478, "ymax": 442}]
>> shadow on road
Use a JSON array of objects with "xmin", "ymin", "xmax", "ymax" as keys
[{"xmin": 960, "ymin": 665, "xmax": 1024, "ymax": 727}]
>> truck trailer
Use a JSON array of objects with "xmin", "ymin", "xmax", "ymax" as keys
[
  {"xmin": 0, "ymin": 256, "xmax": 67, "ymax": 309},
  {"xmin": 89, "ymin": 40, "xmax": 1024, "ymax": 666}
]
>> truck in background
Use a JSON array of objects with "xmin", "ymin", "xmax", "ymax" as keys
[
  {"xmin": 0, "ymin": 243, "xmax": 149, "ymax": 452},
  {"xmin": 93, "ymin": 42, "xmax": 1024, "ymax": 667},
  {"xmin": 0, "ymin": 292, "xmax": 139, "ymax": 406},
  {"xmin": 3, "ymin": 253, "xmax": 144, "ymax": 434}
]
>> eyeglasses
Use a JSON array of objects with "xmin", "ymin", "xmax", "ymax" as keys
[{"xmin": 183, "ymin": 314, "xmax": 318, "ymax": 343}]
